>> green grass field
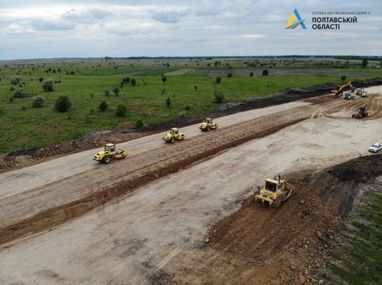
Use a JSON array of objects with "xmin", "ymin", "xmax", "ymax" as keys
[{"xmin": 0, "ymin": 58, "xmax": 381, "ymax": 153}]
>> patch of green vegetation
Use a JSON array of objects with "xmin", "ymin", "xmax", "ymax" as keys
[
  {"xmin": 0, "ymin": 58, "xmax": 381, "ymax": 153},
  {"xmin": 326, "ymin": 184, "xmax": 382, "ymax": 285}
]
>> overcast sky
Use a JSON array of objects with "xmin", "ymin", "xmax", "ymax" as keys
[{"xmin": 0, "ymin": 0, "xmax": 381, "ymax": 59}]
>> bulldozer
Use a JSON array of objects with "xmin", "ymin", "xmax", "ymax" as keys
[
  {"xmin": 254, "ymin": 176, "xmax": 294, "ymax": 208},
  {"xmin": 199, "ymin": 117, "xmax": 218, "ymax": 132},
  {"xmin": 93, "ymin": 143, "xmax": 128, "ymax": 164},
  {"xmin": 332, "ymin": 81, "xmax": 354, "ymax": 96},
  {"xmin": 352, "ymin": 106, "xmax": 368, "ymax": 119},
  {"xmin": 162, "ymin": 128, "xmax": 185, "ymax": 143}
]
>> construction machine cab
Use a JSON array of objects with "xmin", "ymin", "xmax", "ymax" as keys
[
  {"xmin": 205, "ymin": 117, "xmax": 213, "ymax": 124},
  {"xmin": 170, "ymin": 128, "xmax": 179, "ymax": 135},
  {"xmin": 105, "ymin": 143, "xmax": 116, "ymax": 152}
]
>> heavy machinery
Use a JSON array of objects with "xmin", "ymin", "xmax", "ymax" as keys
[
  {"xmin": 343, "ymin": 91, "xmax": 355, "ymax": 100},
  {"xmin": 199, "ymin": 117, "xmax": 218, "ymax": 132},
  {"xmin": 93, "ymin": 143, "xmax": 128, "ymax": 164},
  {"xmin": 332, "ymin": 81, "xmax": 354, "ymax": 96},
  {"xmin": 355, "ymin": 88, "xmax": 368, "ymax": 98},
  {"xmin": 352, "ymin": 106, "xmax": 368, "ymax": 119},
  {"xmin": 162, "ymin": 128, "xmax": 185, "ymax": 143},
  {"xmin": 254, "ymin": 176, "xmax": 294, "ymax": 208}
]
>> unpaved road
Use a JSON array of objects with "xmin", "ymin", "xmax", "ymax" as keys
[
  {"xmin": 0, "ymin": 87, "xmax": 381, "ymax": 284},
  {"xmin": 1, "ymin": 106, "xmax": 381, "ymax": 284},
  {"xmin": 0, "ymin": 101, "xmax": 308, "ymax": 198}
]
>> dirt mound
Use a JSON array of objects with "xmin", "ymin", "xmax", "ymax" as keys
[
  {"xmin": 301, "ymin": 154, "xmax": 382, "ymax": 217},
  {"xmin": 203, "ymin": 183, "xmax": 339, "ymax": 284},
  {"xmin": 200, "ymin": 155, "xmax": 382, "ymax": 284}
]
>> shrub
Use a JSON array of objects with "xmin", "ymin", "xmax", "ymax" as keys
[
  {"xmin": 362, "ymin": 58, "xmax": 368, "ymax": 68},
  {"xmin": 131, "ymin": 78, "xmax": 136, "ymax": 86},
  {"xmin": 104, "ymin": 89, "xmax": 111, "ymax": 96},
  {"xmin": 227, "ymin": 73, "xmax": 232, "ymax": 78},
  {"xmin": 42, "ymin": 80, "xmax": 54, "ymax": 92},
  {"xmin": 162, "ymin": 76, "xmax": 167, "ymax": 83},
  {"xmin": 113, "ymin": 87, "xmax": 120, "ymax": 96},
  {"xmin": 135, "ymin": 119, "xmax": 144, "ymax": 128},
  {"xmin": 262, "ymin": 69, "xmax": 269, "ymax": 76},
  {"xmin": 214, "ymin": 91, "xmax": 224, "ymax": 103},
  {"xmin": 341, "ymin": 75, "xmax": 347, "ymax": 82},
  {"xmin": 216, "ymin": 77, "xmax": 221, "ymax": 84},
  {"xmin": 115, "ymin": 104, "xmax": 127, "ymax": 117},
  {"xmin": 9, "ymin": 97, "xmax": 13, "ymax": 103},
  {"xmin": 38, "ymin": 77, "xmax": 44, "ymax": 83},
  {"xmin": 166, "ymin": 96, "xmax": 171, "ymax": 107},
  {"xmin": 179, "ymin": 110, "xmax": 187, "ymax": 118},
  {"xmin": 194, "ymin": 85, "xmax": 198, "ymax": 91},
  {"xmin": 32, "ymin": 95, "xmax": 45, "ymax": 108},
  {"xmin": 10, "ymin": 77, "xmax": 20, "ymax": 85},
  {"xmin": 9, "ymin": 86, "xmax": 15, "ymax": 92},
  {"xmin": 54, "ymin": 96, "xmax": 71, "ymax": 112},
  {"xmin": 13, "ymin": 89, "xmax": 25, "ymax": 98},
  {"xmin": 98, "ymin": 101, "xmax": 108, "ymax": 112},
  {"xmin": 249, "ymin": 72, "xmax": 254, "ymax": 77},
  {"xmin": 161, "ymin": 88, "xmax": 166, "ymax": 95},
  {"xmin": 122, "ymin": 76, "xmax": 130, "ymax": 83},
  {"xmin": 90, "ymin": 93, "xmax": 94, "ymax": 99}
]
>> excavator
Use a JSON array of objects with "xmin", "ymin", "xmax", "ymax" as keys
[
  {"xmin": 332, "ymin": 81, "xmax": 355, "ymax": 96},
  {"xmin": 254, "ymin": 176, "xmax": 295, "ymax": 208},
  {"xmin": 352, "ymin": 106, "xmax": 368, "ymax": 119}
]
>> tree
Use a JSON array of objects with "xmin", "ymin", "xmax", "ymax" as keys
[
  {"xmin": 262, "ymin": 69, "xmax": 269, "ymax": 76},
  {"xmin": 166, "ymin": 96, "xmax": 171, "ymax": 107},
  {"xmin": 10, "ymin": 77, "xmax": 20, "ymax": 85},
  {"xmin": 216, "ymin": 77, "xmax": 221, "ymax": 84},
  {"xmin": 131, "ymin": 78, "xmax": 136, "ymax": 86},
  {"xmin": 162, "ymin": 76, "xmax": 167, "ymax": 83},
  {"xmin": 13, "ymin": 89, "xmax": 25, "ymax": 98},
  {"xmin": 227, "ymin": 73, "xmax": 232, "ymax": 78},
  {"xmin": 98, "ymin": 101, "xmax": 108, "ymax": 112},
  {"xmin": 113, "ymin": 87, "xmax": 120, "ymax": 96},
  {"xmin": 214, "ymin": 91, "xmax": 224, "ymax": 103},
  {"xmin": 104, "ymin": 89, "xmax": 111, "ymax": 96},
  {"xmin": 32, "ymin": 95, "xmax": 45, "ymax": 108},
  {"xmin": 341, "ymin": 75, "xmax": 347, "ymax": 82},
  {"xmin": 54, "ymin": 96, "xmax": 71, "ymax": 112},
  {"xmin": 362, "ymin": 58, "xmax": 368, "ymax": 68},
  {"xmin": 249, "ymin": 72, "xmax": 254, "ymax": 77},
  {"xmin": 42, "ymin": 80, "xmax": 54, "ymax": 92},
  {"xmin": 38, "ymin": 77, "xmax": 44, "ymax": 83},
  {"xmin": 115, "ymin": 104, "xmax": 127, "ymax": 117}
]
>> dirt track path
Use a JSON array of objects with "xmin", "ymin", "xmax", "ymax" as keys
[
  {"xmin": 0, "ymin": 101, "xmax": 308, "ymax": 199},
  {"xmin": 1, "ymin": 113, "xmax": 381, "ymax": 285},
  {"xmin": 0, "ymin": 99, "xmax": 350, "ymax": 235}
]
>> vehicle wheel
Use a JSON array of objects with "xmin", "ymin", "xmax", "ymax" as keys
[
  {"xmin": 170, "ymin": 138, "xmax": 175, "ymax": 143},
  {"xmin": 103, "ymin": 155, "xmax": 111, "ymax": 164}
]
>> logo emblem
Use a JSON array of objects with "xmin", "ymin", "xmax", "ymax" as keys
[{"xmin": 286, "ymin": 9, "xmax": 306, "ymax": 29}]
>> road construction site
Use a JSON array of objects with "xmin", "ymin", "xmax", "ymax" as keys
[{"xmin": 0, "ymin": 86, "xmax": 382, "ymax": 284}]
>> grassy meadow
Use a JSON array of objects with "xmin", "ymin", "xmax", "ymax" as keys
[{"xmin": 0, "ymin": 57, "xmax": 381, "ymax": 153}]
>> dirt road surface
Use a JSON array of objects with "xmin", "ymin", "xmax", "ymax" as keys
[{"xmin": 1, "ymin": 87, "xmax": 382, "ymax": 284}]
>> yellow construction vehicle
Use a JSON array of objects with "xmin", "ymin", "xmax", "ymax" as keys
[
  {"xmin": 93, "ymin": 143, "xmax": 128, "ymax": 164},
  {"xmin": 199, "ymin": 117, "xmax": 218, "ymax": 132},
  {"xmin": 162, "ymin": 128, "xmax": 185, "ymax": 143},
  {"xmin": 254, "ymin": 176, "xmax": 294, "ymax": 208},
  {"xmin": 332, "ymin": 81, "xmax": 355, "ymax": 96},
  {"xmin": 352, "ymin": 107, "xmax": 368, "ymax": 119}
]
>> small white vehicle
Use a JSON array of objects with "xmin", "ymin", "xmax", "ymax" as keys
[
  {"xmin": 368, "ymin": 143, "xmax": 382, "ymax": 153},
  {"xmin": 343, "ymin": 91, "xmax": 355, "ymax": 100}
]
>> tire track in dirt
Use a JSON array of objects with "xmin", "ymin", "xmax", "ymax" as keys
[{"xmin": 0, "ymin": 99, "xmax": 359, "ymax": 246}]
